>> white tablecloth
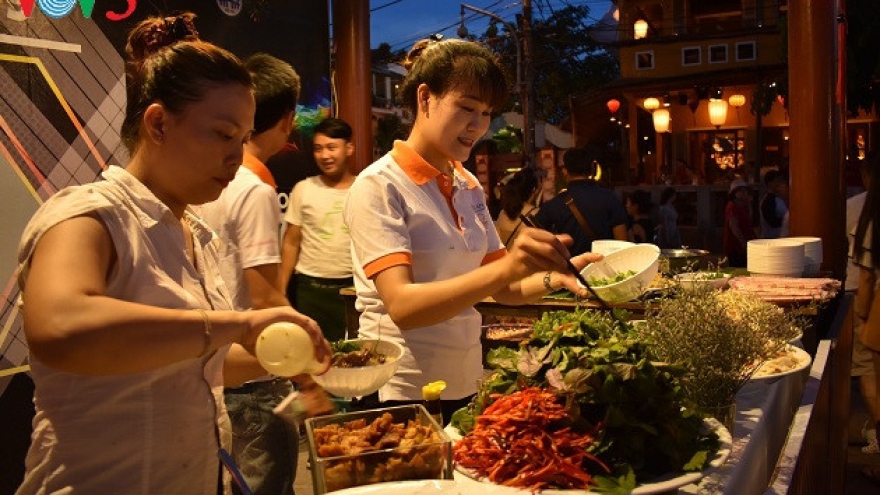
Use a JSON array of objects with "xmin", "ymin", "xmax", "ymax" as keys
[{"xmin": 679, "ymin": 366, "xmax": 809, "ymax": 494}]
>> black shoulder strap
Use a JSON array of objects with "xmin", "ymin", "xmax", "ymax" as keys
[{"xmin": 561, "ymin": 190, "xmax": 597, "ymax": 239}]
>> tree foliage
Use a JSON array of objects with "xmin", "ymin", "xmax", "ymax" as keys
[
  {"xmin": 374, "ymin": 113, "xmax": 409, "ymax": 156},
  {"xmin": 371, "ymin": 42, "xmax": 406, "ymax": 65},
  {"xmin": 470, "ymin": 5, "xmax": 619, "ymax": 124}
]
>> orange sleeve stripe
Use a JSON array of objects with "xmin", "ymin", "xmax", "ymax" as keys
[
  {"xmin": 364, "ymin": 252, "xmax": 412, "ymax": 278},
  {"xmin": 481, "ymin": 248, "xmax": 508, "ymax": 266}
]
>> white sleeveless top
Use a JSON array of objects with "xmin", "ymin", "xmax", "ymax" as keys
[{"xmin": 16, "ymin": 166, "xmax": 235, "ymax": 495}]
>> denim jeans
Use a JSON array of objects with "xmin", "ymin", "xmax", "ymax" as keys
[{"xmin": 225, "ymin": 379, "xmax": 299, "ymax": 495}]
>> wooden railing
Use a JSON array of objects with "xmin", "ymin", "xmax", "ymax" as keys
[{"xmin": 767, "ymin": 294, "xmax": 852, "ymax": 494}]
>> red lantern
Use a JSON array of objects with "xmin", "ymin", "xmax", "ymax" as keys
[{"xmin": 606, "ymin": 98, "xmax": 620, "ymax": 114}]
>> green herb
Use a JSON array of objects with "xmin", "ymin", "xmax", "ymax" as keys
[
  {"xmin": 452, "ymin": 309, "xmax": 720, "ymax": 487},
  {"xmin": 589, "ymin": 270, "xmax": 637, "ymax": 287},
  {"xmin": 329, "ymin": 340, "xmax": 361, "ymax": 354},
  {"xmin": 639, "ymin": 290, "xmax": 802, "ymax": 410},
  {"xmin": 694, "ymin": 271, "xmax": 726, "ymax": 280}
]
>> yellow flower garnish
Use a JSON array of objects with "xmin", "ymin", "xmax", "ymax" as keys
[{"xmin": 422, "ymin": 380, "xmax": 447, "ymax": 400}]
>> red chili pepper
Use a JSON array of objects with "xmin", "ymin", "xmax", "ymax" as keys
[{"xmin": 454, "ymin": 387, "xmax": 608, "ymax": 491}]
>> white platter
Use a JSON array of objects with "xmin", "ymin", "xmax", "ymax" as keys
[
  {"xmin": 749, "ymin": 345, "xmax": 812, "ymax": 382},
  {"xmin": 327, "ymin": 480, "xmax": 466, "ymax": 494},
  {"xmin": 444, "ymin": 418, "xmax": 731, "ymax": 494}
]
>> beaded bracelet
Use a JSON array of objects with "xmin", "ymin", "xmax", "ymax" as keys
[{"xmin": 195, "ymin": 308, "xmax": 212, "ymax": 358}]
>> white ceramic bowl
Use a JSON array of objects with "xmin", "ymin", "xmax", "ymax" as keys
[
  {"xmin": 591, "ymin": 239, "xmax": 635, "ymax": 256},
  {"xmin": 579, "ymin": 244, "xmax": 661, "ymax": 303},
  {"xmin": 674, "ymin": 272, "xmax": 732, "ymax": 291},
  {"xmin": 311, "ymin": 339, "xmax": 405, "ymax": 397}
]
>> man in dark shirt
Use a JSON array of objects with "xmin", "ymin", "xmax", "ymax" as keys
[{"xmin": 534, "ymin": 147, "xmax": 629, "ymax": 255}]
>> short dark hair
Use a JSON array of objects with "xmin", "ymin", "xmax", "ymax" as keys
[
  {"xmin": 627, "ymin": 189, "xmax": 653, "ymax": 214},
  {"xmin": 245, "ymin": 53, "xmax": 300, "ymax": 135},
  {"xmin": 563, "ymin": 147, "xmax": 600, "ymax": 177},
  {"xmin": 314, "ymin": 117, "xmax": 353, "ymax": 141}
]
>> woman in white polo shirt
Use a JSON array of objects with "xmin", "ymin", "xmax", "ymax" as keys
[{"xmin": 344, "ymin": 37, "xmax": 599, "ymax": 422}]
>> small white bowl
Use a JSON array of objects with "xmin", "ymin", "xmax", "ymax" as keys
[
  {"xmin": 579, "ymin": 244, "xmax": 661, "ymax": 303},
  {"xmin": 674, "ymin": 272, "xmax": 731, "ymax": 291},
  {"xmin": 311, "ymin": 339, "xmax": 405, "ymax": 398}
]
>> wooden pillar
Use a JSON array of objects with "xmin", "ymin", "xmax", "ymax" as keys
[
  {"xmin": 332, "ymin": 0, "xmax": 373, "ymax": 173},
  {"xmin": 788, "ymin": 0, "xmax": 845, "ymax": 278}
]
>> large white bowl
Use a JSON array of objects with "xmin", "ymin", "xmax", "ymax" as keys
[
  {"xmin": 311, "ymin": 339, "xmax": 405, "ymax": 397},
  {"xmin": 591, "ymin": 239, "xmax": 635, "ymax": 256},
  {"xmin": 579, "ymin": 244, "xmax": 661, "ymax": 303}
]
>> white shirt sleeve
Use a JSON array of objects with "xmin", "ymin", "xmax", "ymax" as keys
[
  {"xmin": 344, "ymin": 173, "xmax": 413, "ymax": 270},
  {"xmin": 231, "ymin": 182, "xmax": 282, "ymax": 269}
]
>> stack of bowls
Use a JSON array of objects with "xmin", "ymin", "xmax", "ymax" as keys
[
  {"xmin": 785, "ymin": 236, "xmax": 823, "ymax": 275},
  {"xmin": 747, "ymin": 239, "xmax": 806, "ymax": 277}
]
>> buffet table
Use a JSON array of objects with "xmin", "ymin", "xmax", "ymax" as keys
[{"xmin": 335, "ymin": 286, "xmax": 844, "ymax": 495}]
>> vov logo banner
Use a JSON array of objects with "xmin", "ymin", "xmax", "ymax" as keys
[{"xmin": 14, "ymin": 0, "xmax": 137, "ymax": 21}]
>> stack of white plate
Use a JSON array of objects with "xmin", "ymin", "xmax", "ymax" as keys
[
  {"xmin": 747, "ymin": 239, "xmax": 806, "ymax": 277},
  {"xmin": 785, "ymin": 236, "xmax": 823, "ymax": 275}
]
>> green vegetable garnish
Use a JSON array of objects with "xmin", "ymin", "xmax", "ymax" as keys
[
  {"xmin": 451, "ymin": 309, "xmax": 720, "ymax": 489},
  {"xmin": 589, "ymin": 269, "xmax": 637, "ymax": 287}
]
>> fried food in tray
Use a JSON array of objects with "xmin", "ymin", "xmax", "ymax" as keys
[{"xmin": 307, "ymin": 405, "xmax": 452, "ymax": 493}]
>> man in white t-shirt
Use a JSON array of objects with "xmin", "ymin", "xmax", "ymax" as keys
[{"xmin": 281, "ymin": 118, "xmax": 356, "ymax": 341}]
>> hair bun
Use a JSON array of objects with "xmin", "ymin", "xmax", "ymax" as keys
[
  {"xmin": 126, "ymin": 12, "xmax": 200, "ymax": 62},
  {"xmin": 402, "ymin": 34, "xmax": 443, "ymax": 71}
]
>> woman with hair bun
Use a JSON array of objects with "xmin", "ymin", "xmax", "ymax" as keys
[
  {"xmin": 344, "ymin": 37, "xmax": 600, "ymax": 422},
  {"xmin": 16, "ymin": 13, "xmax": 328, "ymax": 495},
  {"xmin": 495, "ymin": 168, "xmax": 540, "ymax": 245}
]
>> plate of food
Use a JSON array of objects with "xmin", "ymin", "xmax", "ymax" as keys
[
  {"xmin": 326, "ymin": 479, "xmax": 522, "ymax": 494},
  {"xmin": 452, "ymin": 310, "xmax": 730, "ymax": 494},
  {"xmin": 673, "ymin": 271, "xmax": 732, "ymax": 291},
  {"xmin": 749, "ymin": 345, "xmax": 812, "ymax": 381},
  {"xmin": 445, "ymin": 417, "xmax": 731, "ymax": 494}
]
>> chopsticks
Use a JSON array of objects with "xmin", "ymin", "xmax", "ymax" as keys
[{"xmin": 519, "ymin": 213, "xmax": 621, "ymax": 318}]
